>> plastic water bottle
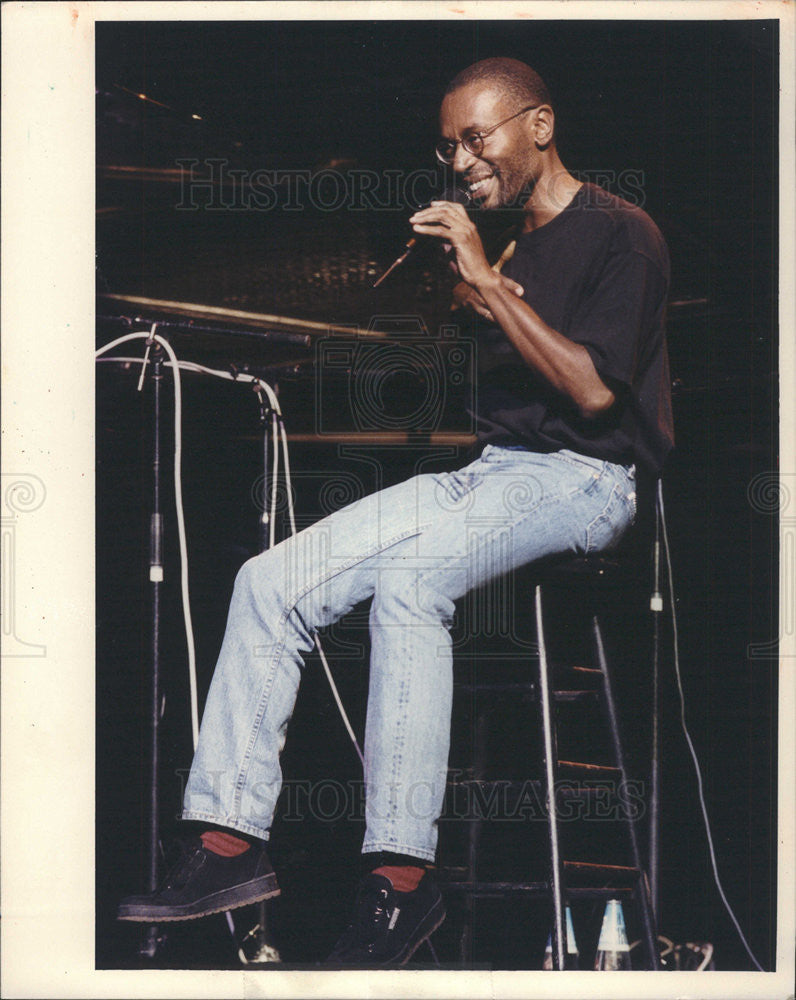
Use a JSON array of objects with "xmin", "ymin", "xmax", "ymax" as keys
[
  {"xmin": 543, "ymin": 906, "xmax": 580, "ymax": 969},
  {"xmin": 594, "ymin": 898, "xmax": 631, "ymax": 970}
]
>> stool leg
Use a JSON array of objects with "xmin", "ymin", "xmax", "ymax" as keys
[
  {"xmin": 534, "ymin": 585, "xmax": 566, "ymax": 970},
  {"xmin": 460, "ymin": 710, "xmax": 488, "ymax": 966},
  {"xmin": 591, "ymin": 614, "xmax": 660, "ymax": 970}
]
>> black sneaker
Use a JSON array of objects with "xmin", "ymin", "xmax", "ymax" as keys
[
  {"xmin": 117, "ymin": 837, "xmax": 280, "ymax": 922},
  {"xmin": 326, "ymin": 870, "xmax": 445, "ymax": 967}
]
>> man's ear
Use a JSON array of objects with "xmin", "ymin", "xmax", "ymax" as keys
[{"xmin": 532, "ymin": 105, "xmax": 555, "ymax": 147}]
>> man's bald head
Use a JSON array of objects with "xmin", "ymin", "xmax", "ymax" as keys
[{"xmin": 445, "ymin": 57, "xmax": 551, "ymax": 111}]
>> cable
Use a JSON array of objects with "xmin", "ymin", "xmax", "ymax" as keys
[
  {"xmin": 314, "ymin": 634, "xmax": 366, "ymax": 767},
  {"xmin": 279, "ymin": 419, "xmax": 297, "ymax": 536},
  {"xmin": 657, "ymin": 479, "xmax": 764, "ymax": 972},
  {"xmin": 96, "ymin": 332, "xmax": 200, "ymax": 748},
  {"xmin": 98, "ymin": 354, "xmax": 283, "ymax": 412},
  {"xmin": 694, "ymin": 940, "xmax": 715, "ymax": 972},
  {"xmin": 270, "ymin": 411, "xmax": 279, "ymax": 550}
]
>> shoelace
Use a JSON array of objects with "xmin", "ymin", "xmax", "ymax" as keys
[
  {"xmin": 163, "ymin": 841, "xmax": 205, "ymax": 890},
  {"xmin": 355, "ymin": 885, "xmax": 393, "ymax": 951}
]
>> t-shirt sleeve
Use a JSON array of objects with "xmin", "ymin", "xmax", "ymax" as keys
[{"xmin": 567, "ymin": 246, "xmax": 669, "ymax": 390}]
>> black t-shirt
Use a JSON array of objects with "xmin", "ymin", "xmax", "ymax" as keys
[{"xmin": 473, "ymin": 183, "xmax": 674, "ymax": 475}]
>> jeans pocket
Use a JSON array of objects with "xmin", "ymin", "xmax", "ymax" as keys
[
  {"xmin": 610, "ymin": 465, "xmax": 637, "ymax": 521},
  {"xmin": 585, "ymin": 484, "xmax": 635, "ymax": 553}
]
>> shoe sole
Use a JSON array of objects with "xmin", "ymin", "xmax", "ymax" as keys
[{"xmin": 117, "ymin": 873, "xmax": 280, "ymax": 922}]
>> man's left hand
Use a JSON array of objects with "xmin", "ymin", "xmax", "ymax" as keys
[{"xmin": 452, "ymin": 275, "xmax": 524, "ymax": 321}]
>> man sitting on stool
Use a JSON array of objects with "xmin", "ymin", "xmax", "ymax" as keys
[{"xmin": 118, "ymin": 56, "xmax": 673, "ymax": 967}]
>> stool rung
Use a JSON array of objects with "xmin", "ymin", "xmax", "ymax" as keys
[
  {"xmin": 446, "ymin": 777, "xmax": 623, "ymax": 803},
  {"xmin": 566, "ymin": 886, "xmax": 635, "ymax": 898},
  {"xmin": 446, "ymin": 777, "xmax": 527, "ymax": 788},
  {"xmin": 557, "ymin": 760, "xmax": 622, "ymax": 776},
  {"xmin": 552, "ymin": 689, "xmax": 599, "ymax": 701},
  {"xmin": 453, "ymin": 681, "xmax": 597, "ymax": 701},
  {"xmin": 564, "ymin": 860, "xmax": 640, "ymax": 878},
  {"xmin": 440, "ymin": 879, "xmax": 636, "ymax": 900},
  {"xmin": 454, "ymin": 682, "xmax": 534, "ymax": 695},
  {"xmin": 441, "ymin": 880, "xmax": 549, "ymax": 896}
]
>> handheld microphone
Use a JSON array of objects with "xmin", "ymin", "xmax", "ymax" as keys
[{"xmin": 372, "ymin": 187, "xmax": 472, "ymax": 288}]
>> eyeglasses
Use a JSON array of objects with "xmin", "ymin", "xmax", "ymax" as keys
[{"xmin": 435, "ymin": 104, "xmax": 539, "ymax": 164}]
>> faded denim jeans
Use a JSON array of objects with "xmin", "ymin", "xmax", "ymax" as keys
[{"xmin": 183, "ymin": 445, "xmax": 636, "ymax": 861}]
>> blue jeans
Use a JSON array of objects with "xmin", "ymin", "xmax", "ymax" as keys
[{"xmin": 183, "ymin": 445, "xmax": 636, "ymax": 861}]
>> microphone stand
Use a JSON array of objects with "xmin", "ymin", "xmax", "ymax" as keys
[
  {"xmin": 141, "ymin": 341, "xmax": 166, "ymax": 958},
  {"xmin": 649, "ymin": 484, "xmax": 663, "ymax": 921},
  {"xmin": 129, "ymin": 335, "xmax": 280, "ymax": 962},
  {"xmin": 234, "ymin": 387, "xmax": 282, "ymax": 965}
]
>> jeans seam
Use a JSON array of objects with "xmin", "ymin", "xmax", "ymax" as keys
[
  {"xmin": 181, "ymin": 810, "xmax": 272, "ymax": 841},
  {"xmin": 416, "ymin": 490, "xmax": 576, "ymax": 599},
  {"xmin": 548, "ymin": 450, "xmax": 602, "ymax": 471},
  {"xmin": 585, "ymin": 483, "xmax": 630, "ymax": 553},
  {"xmin": 233, "ymin": 638, "xmax": 287, "ymax": 814},
  {"xmin": 232, "ymin": 524, "xmax": 430, "ymax": 816},
  {"xmin": 360, "ymin": 840, "xmax": 436, "ymax": 862},
  {"xmin": 290, "ymin": 525, "xmax": 429, "ymax": 607}
]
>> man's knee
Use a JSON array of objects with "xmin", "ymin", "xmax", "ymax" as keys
[
  {"xmin": 373, "ymin": 571, "xmax": 456, "ymax": 627},
  {"xmin": 232, "ymin": 549, "xmax": 283, "ymax": 605}
]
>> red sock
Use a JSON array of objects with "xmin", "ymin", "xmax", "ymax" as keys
[
  {"xmin": 200, "ymin": 830, "xmax": 251, "ymax": 857},
  {"xmin": 372, "ymin": 865, "xmax": 425, "ymax": 892}
]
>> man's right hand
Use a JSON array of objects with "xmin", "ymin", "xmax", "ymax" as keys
[{"xmin": 451, "ymin": 274, "xmax": 524, "ymax": 322}]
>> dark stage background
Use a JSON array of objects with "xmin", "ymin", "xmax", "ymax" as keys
[{"xmin": 95, "ymin": 19, "xmax": 778, "ymax": 971}]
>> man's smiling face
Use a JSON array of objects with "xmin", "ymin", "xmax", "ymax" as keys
[{"xmin": 439, "ymin": 83, "xmax": 540, "ymax": 210}]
